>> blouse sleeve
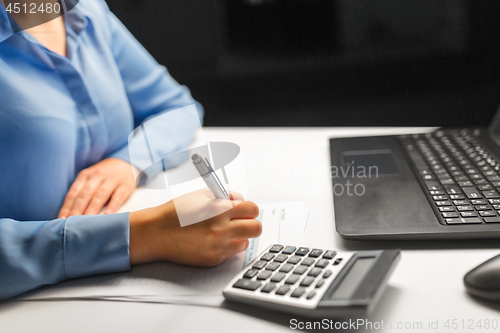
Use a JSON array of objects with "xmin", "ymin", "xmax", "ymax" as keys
[
  {"xmin": 0, "ymin": 213, "xmax": 131, "ymax": 300},
  {"xmin": 101, "ymin": 4, "xmax": 204, "ymax": 183}
]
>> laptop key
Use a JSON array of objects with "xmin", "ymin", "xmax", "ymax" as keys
[
  {"xmin": 493, "ymin": 204, "xmax": 500, "ymax": 210},
  {"xmin": 439, "ymin": 206, "xmax": 455, "ymax": 212},
  {"xmin": 449, "ymin": 194, "xmax": 465, "ymax": 200},
  {"xmin": 425, "ymin": 181, "xmax": 442, "ymax": 191},
  {"xmin": 471, "ymin": 199, "xmax": 487, "ymax": 205},
  {"xmin": 462, "ymin": 187, "xmax": 482, "ymax": 199},
  {"xmin": 484, "ymin": 217, "xmax": 500, "ymax": 223},
  {"xmin": 483, "ymin": 190, "xmax": 500, "ymax": 199},
  {"xmin": 445, "ymin": 217, "xmax": 482, "ymax": 224},
  {"xmin": 460, "ymin": 211, "xmax": 478, "ymax": 217},
  {"xmin": 478, "ymin": 184, "xmax": 494, "ymax": 191},
  {"xmin": 489, "ymin": 199, "xmax": 500, "ymax": 204},
  {"xmin": 479, "ymin": 211, "xmax": 497, "ymax": 217},
  {"xmin": 457, "ymin": 205, "xmax": 473, "ymax": 211},
  {"xmin": 474, "ymin": 205, "xmax": 490, "ymax": 211},
  {"xmin": 458, "ymin": 181, "xmax": 474, "ymax": 187},
  {"xmin": 430, "ymin": 190, "xmax": 445, "ymax": 195},
  {"xmin": 435, "ymin": 201, "xmax": 452, "ymax": 206},
  {"xmin": 442, "ymin": 212, "xmax": 458, "ymax": 218},
  {"xmin": 452, "ymin": 200, "xmax": 469, "ymax": 206},
  {"xmin": 444, "ymin": 185, "xmax": 461, "ymax": 194},
  {"xmin": 432, "ymin": 195, "xmax": 447, "ymax": 201}
]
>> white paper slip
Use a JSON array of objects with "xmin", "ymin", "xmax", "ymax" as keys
[{"xmin": 20, "ymin": 202, "xmax": 309, "ymax": 302}]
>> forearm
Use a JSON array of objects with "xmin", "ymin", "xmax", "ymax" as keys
[{"xmin": 0, "ymin": 214, "xmax": 131, "ymax": 300}]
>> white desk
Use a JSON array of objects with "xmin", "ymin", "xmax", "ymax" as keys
[{"xmin": 1, "ymin": 127, "xmax": 500, "ymax": 333}]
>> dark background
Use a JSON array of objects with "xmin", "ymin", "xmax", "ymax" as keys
[{"xmin": 106, "ymin": 0, "xmax": 500, "ymax": 127}]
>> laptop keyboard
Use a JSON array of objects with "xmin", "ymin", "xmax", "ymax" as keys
[{"xmin": 400, "ymin": 130, "xmax": 500, "ymax": 225}]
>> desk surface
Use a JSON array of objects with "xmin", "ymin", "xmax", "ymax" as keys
[{"xmin": 2, "ymin": 127, "xmax": 500, "ymax": 333}]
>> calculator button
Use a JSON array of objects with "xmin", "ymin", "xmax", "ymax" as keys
[
  {"xmin": 315, "ymin": 279, "xmax": 326, "ymax": 288},
  {"xmin": 291, "ymin": 287, "xmax": 306, "ymax": 298},
  {"xmin": 265, "ymin": 262, "xmax": 281, "ymax": 271},
  {"xmin": 293, "ymin": 266, "xmax": 308, "ymax": 275},
  {"xmin": 301, "ymin": 258, "xmax": 315, "ymax": 266},
  {"xmin": 295, "ymin": 247, "xmax": 310, "ymax": 256},
  {"xmin": 274, "ymin": 254, "xmax": 288, "ymax": 263},
  {"xmin": 306, "ymin": 291, "xmax": 316, "ymax": 300},
  {"xmin": 271, "ymin": 272, "xmax": 287, "ymax": 282},
  {"xmin": 275, "ymin": 285, "xmax": 291, "ymax": 296},
  {"xmin": 285, "ymin": 274, "xmax": 301, "ymax": 285},
  {"xmin": 260, "ymin": 283, "xmax": 276, "ymax": 293},
  {"xmin": 280, "ymin": 264, "xmax": 294, "ymax": 273},
  {"xmin": 252, "ymin": 260, "xmax": 267, "ymax": 270},
  {"xmin": 260, "ymin": 253, "xmax": 275, "ymax": 261},
  {"xmin": 269, "ymin": 245, "xmax": 284, "ymax": 253},
  {"xmin": 300, "ymin": 276, "xmax": 316, "ymax": 287},
  {"xmin": 256, "ymin": 270, "xmax": 272, "ymax": 280},
  {"xmin": 233, "ymin": 279, "xmax": 261, "ymax": 291},
  {"xmin": 333, "ymin": 258, "xmax": 343, "ymax": 265},
  {"xmin": 309, "ymin": 249, "xmax": 323, "ymax": 258},
  {"xmin": 323, "ymin": 250, "xmax": 337, "ymax": 259},
  {"xmin": 243, "ymin": 269, "xmax": 259, "ymax": 279},
  {"xmin": 308, "ymin": 268, "xmax": 323, "ymax": 277},
  {"xmin": 315, "ymin": 259, "xmax": 329, "ymax": 268},
  {"xmin": 323, "ymin": 270, "xmax": 332, "ymax": 278},
  {"xmin": 282, "ymin": 246, "xmax": 296, "ymax": 254},
  {"xmin": 287, "ymin": 256, "xmax": 301, "ymax": 265}
]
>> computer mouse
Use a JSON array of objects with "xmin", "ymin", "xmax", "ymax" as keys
[{"xmin": 464, "ymin": 253, "xmax": 500, "ymax": 302}]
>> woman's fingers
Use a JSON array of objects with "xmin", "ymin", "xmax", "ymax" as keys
[
  {"xmin": 84, "ymin": 181, "xmax": 117, "ymax": 215},
  {"xmin": 58, "ymin": 173, "xmax": 89, "ymax": 218},
  {"xmin": 228, "ymin": 191, "xmax": 244, "ymax": 201},
  {"xmin": 225, "ymin": 218, "xmax": 263, "ymax": 240},
  {"xmin": 223, "ymin": 239, "xmax": 250, "ymax": 256},
  {"xmin": 227, "ymin": 200, "xmax": 260, "ymax": 219},
  {"xmin": 67, "ymin": 175, "xmax": 105, "ymax": 216},
  {"xmin": 104, "ymin": 185, "xmax": 133, "ymax": 214}
]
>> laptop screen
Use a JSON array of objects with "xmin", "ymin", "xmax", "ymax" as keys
[{"xmin": 488, "ymin": 104, "xmax": 500, "ymax": 145}]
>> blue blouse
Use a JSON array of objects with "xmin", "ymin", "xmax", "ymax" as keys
[{"xmin": 0, "ymin": 0, "xmax": 203, "ymax": 300}]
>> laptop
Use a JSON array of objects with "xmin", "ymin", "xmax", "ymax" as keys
[{"xmin": 329, "ymin": 106, "xmax": 500, "ymax": 240}]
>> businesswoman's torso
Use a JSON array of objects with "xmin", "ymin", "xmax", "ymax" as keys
[{"xmin": 0, "ymin": 1, "xmax": 134, "ymax": 220}]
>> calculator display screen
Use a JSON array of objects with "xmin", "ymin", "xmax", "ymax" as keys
[{"xmin": 329, "ymin": 257, "xmax": 374, "ymax": 299}]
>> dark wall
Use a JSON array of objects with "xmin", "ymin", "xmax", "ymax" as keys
[{"xmin": 106, "ymin": 0, "xmax": 500, "ymax": 127}]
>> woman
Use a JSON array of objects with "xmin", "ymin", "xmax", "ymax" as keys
[{"xmin": 0, "ymin": 0, "xmax": 262, "ymax": 300}]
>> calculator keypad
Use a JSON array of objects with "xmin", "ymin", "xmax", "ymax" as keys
[{"xmin": 226, "ymin": 244, "xmax": 353, "ymax": 309}]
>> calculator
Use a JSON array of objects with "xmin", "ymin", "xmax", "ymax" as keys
[{"xmin": 223, "ymin": 245, "xmax": 400, "ymax": 318}]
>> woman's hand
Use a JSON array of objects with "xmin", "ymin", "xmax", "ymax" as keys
[
  {"xmin": 129, "ymin": 189, "xmax": 262, "ymax": 267},
  {"xmin": 58, "ymin": 158, "xmax": 137, "ymax": 218}
]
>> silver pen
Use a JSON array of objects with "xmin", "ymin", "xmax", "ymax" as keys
[{"xmin": 192, "ymin": 154, "xmax": 229, "ymax": 199}]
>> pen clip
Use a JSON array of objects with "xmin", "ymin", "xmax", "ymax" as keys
[{"xmin": 204, "ymin": 158, "xmax": 229, "ymax": 199}]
